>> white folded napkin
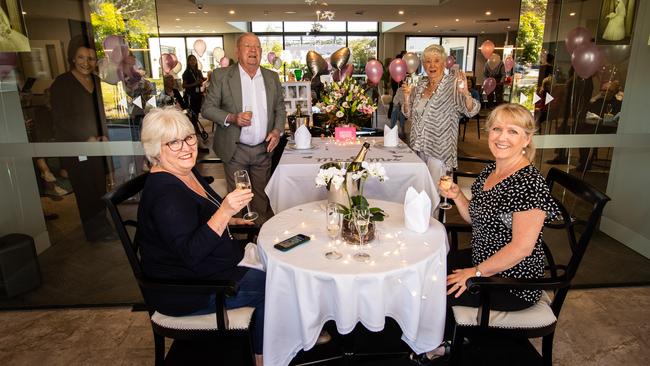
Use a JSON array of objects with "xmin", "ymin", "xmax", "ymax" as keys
[
  {"xmin": 384, "ymin": 124, "xmax": 399, "ymax": 147},
  {"xmin": 237, "ymin": 243, "xmax": 265, "ymax": 271},
  {"xmin": 404, "ymin": 187, "xmax": 432, "ymax": 233},
  {"xmin": 294, "ymin": 125, "xmax": 311, "ymax": 149}
]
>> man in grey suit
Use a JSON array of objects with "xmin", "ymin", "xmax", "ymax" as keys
[{"xmin": 202, "ymin": 32, "xmax": 285, "ymax": 223}]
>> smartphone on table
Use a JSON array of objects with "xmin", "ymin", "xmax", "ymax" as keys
[{"xmin": 274, "ymin": 234, "xmax": 310, "ymax": 252}]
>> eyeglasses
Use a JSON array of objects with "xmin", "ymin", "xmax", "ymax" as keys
[{"xmin": 165, "ymin": 134, "xmax": 197, "ymax": 151}]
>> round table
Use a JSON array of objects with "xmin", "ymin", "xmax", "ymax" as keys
[{"xmin": 258, "ymin": 200, "xmax": 449, "ymax": 366}]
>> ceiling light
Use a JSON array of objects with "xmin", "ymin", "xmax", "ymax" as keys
[
  {"xmin": 284, "ymin": 11, "xmax": 297, "ymax": 14},
  {"xmin": 434, "ymin": 25, "xmax": 439, "ymax": 28},
  {"xmin": 569, "ymin": 12, "xmax": 576, "ymax": 16},
  {"xmin": 485, "ymin": 11, "xmax": 492, "ymax": 16},
  {"xmin": 455, "ymin": 18, "xmax": 460, "ymax": 22},
  {"xmin": 203, "ymin": 11, "xmax": 208, "ymax": 14},
  {"xmin": 189, "ymin": 11, "xmax": 196, "ymax": 14},
  {"xmin": 481, "ymin": 30, "xmax": 485, "ymax": 34},
  {"xmin": 229, "ymin": 10, "xmax": 235, "ymax": 15},
  {"xmin": 398, "ymin": 10, "xmax": 404, "ymax": 15},
  {"xmin": 175, "ymin": 18, "xmax": 181, "ymax": 21},
  {"xmin": 418, "ymin": 30, "xmax": 421, "ymax": 33},
  {"xmin": 507, "ymin": 26, "xmax": 511, "ymax": 29}
]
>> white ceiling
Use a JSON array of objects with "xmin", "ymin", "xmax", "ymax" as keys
[{"xmin": 156, "ymin": 0, "xmax": 521, "ymax": 35}]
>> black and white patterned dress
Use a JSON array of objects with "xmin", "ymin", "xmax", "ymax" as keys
[{"xmin": 469, "ymin": 163, "xmax": 561, "ymax": 305}]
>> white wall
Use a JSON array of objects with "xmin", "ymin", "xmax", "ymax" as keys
[{"xmin": 600, "ymin": 0, "xmax": 650, "ymax": 258}]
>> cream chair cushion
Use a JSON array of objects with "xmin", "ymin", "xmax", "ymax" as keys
[
  {"xmin": 151, "ymin": 306, "xmax": 255, "ymax": 331},
  {"xmin": 452, "ymin": 291, "xmax": 556, "ymax": 329}
]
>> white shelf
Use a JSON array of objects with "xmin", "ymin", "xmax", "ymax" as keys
[{"xmin": 282, "ymin": 81, "xmax": 312, "ymax": 117}]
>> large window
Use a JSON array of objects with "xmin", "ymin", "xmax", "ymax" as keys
[
  {"xmin": 406, "ymin": 36, "xmax": 476, "ymax": 73},
  {"xmin": 149, "ymin": 36, "xmax": 223, "ymax": 79}
]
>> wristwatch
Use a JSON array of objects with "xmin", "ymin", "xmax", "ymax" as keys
[{"xmin": 474, "ymin": 265, "xmax": 483, "ymax": 277}]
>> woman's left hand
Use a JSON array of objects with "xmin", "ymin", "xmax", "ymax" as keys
[
  {"xmin": 455, "ymin": 71, "xmax": 469, "ymax": 95},
  {"xmin": 446, "ymin": 267, "xmax": 477, "ymax": 298}
]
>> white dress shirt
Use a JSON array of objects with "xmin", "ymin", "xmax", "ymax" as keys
[{"xmin": 238, "ymin": 64, "xmax": 268, "ymax": 146}]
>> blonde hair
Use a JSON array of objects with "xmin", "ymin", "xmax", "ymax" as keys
[
  {"xmin": 422, "ymin": 44, "xmax": 447, "ymax": 61},
  {"xmin": 141, "ymin": 107, "xmax": 194, "ymax": 165},
  {"xmin": 485, "ymin": 103, "xmax": 537, "ymax": 161}
]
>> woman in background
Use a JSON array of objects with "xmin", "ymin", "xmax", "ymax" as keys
[{"xmin": 50, "ymin": 35, "xmax": 115, "ymax": 242}]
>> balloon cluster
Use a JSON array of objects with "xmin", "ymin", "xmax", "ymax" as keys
[
  {"xmin": 304, "ymin": 47, "xmax": 357, "ymax": 82},
  {"xmin": 266, "ymin": 51, "xmax": 283, "ymax": 69},
  {"xmin": 480, "ymin": 40, "xmax": 498, "ymax": 95},
  {"xmin": 98, "ymin": 35, "xmax": 147, "ymax": 86},
  {"xmin": 565, "ymin": 27, "xmax": 605, "ymax": 79}
]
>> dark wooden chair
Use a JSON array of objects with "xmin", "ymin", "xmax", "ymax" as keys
[
  {"xmin": 458, "ymin": 114, "xmax": 481, "ymax": 141},
  {"xmin": 103, "ymin": 173, "xmax": 257, "ymax": 366},
  {"xmin": 447, "ymin": 167, "xmax": 610, "ymax": 366}
]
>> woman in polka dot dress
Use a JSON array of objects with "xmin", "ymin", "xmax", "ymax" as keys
[{"xmin": 410, "ymin": 103, "xmax": 561, "ymax": 365}]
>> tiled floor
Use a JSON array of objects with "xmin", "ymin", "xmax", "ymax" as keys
[{"xmin": 0, "ymin": 286, "xmax": 648, "ymax": 365}]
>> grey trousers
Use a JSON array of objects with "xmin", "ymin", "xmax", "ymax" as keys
[{"xmin": 224, "ymin": 142, "xmax": 274, "ymax": 224}]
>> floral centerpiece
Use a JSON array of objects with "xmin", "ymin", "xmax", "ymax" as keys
[
  {"xmin": 315, "ymin": 161, "xmax": 388, "ymax": 243},
  {"xmin": 315, "ymin": 76, "xmax": 378, "ymax": 128}
]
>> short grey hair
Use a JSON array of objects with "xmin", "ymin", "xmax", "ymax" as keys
[
  {"xmin": 236, "ymin": 32, "xmax": 260, "ymax": 48},
  {"xmin": 422, "ymin": 44, "xmax": 447, "ymax": 61},
  {"xmin": 141, "ymin": 107, "xmax": 195, "ymax": 165}
]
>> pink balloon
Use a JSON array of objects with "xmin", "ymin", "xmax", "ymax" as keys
[
  {"xmin": 565, "ymin": 27, "xmax": 592, "ymax": 54},
  {"xmin": 482, "ymin": 77, "xmax": 497, "ymax": 95},
  {"xmin": 161, "ymin": 53, "xmax": 174, "ymax": 75},
  {"xmin": 480, "ymin": 40, "xmax": 495, "ymax": 60},
  {"xmin": 267, "ymin": 52, "xmax": 276, "ymax": 64},
  {"xmin": 220, "ymin": 56, "xmax": 230, "ymax": 67},
  {"xmin": 365, "ymin": 60, "xmax": 383, "ymax": 84},
  {"xmin": 504, "ymin": 56, "xmax": 515, "ymax": 73},
  {"xmin": 103, "ymin": 35, "xmax": 126, "ymax": 54},
  {"xmin": 193, "ymin": 39, "xmax": 207, "ymax": 57},
  {"xmin": 389, "ymin": 58, "xmax": 407, "ymax": 83},
  {"xmin": 0, "ymin": 52, "xmax": 17, "ymax": 80},
  {"xmin": 571, "ymin": 43, "xmax": 604, "ymax": 79},
  {"xmin": 445, "ymin": 56, "xmax": 456, "ymax": 69},
  {"xmin": 109, "ymin": 45, "xmax": 129, "ymax": 64}
]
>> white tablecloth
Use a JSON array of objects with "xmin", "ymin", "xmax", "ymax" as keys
[
  {"xmin": 265, "ymin": 137, "xmax": 439, "ymax": 213},
  {"xmin": 258, "ymin": 200, "xmax": 448, "ymax": 366}
]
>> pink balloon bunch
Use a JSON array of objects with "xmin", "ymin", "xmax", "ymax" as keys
[
  {"xmin": 504, "ymin": 56, "xmax": 515, "ymax": 73},
  {"xmin": 267, "ymin": 52, "xmax": 276, "ymax": 64},
  {"xmin": 566, "ymin": 27, "xmax": 604, "ymax": 79},
  {"xmin": 445, "ymin": 56, "xmax": 456, "ymax": 70},
  {"xmin": 364, "ymin": 60, "xmax": 383, "ymax": 84},
  {"xmin": 220, "ymin": 56, "xmax": 230, "ymax": 68},
  {"xmin": 193, "ymin": 39, "xmax": 207, "ymax": 57},
  {"xmin": 389, "ymin": 58, "xmax": 407, "ymax": 83}
]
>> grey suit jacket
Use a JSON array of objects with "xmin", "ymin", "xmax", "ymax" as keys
[{"xmin": 202, "ymin": 64, "xmax": 286, "ymax": 163}]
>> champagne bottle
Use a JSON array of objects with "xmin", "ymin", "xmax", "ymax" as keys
[{"xmin": 347, "ymin": 142, "xmax": 370, "ymax": 173}]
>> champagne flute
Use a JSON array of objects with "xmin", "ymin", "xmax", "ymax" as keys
[
  {"xmin": 439, "ymin": 166, "xmax": 454, "ymax": 210},
  {"xmin": 325, "ymin": 202, "xmax": 343, "ymax": 260},
  {"xmin": 233, "ymin": 170, "xmax": 259, "ymax": 221},
  {"xmin": 352, "ymin": 207, "xmax": 371, "ymax": 262}
]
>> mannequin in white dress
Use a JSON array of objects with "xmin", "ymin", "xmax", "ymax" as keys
[
  {"xmin": 602, "ymin": 0, "xmax": 627, "ymax": 41},
  {"xmin": 0, "ymin": 7, "xmax": 30, "ymax": 52}
]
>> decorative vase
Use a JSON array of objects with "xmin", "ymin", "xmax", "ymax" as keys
[{"xmin": 342, "ymin": 218, "xmax": 375, "ymax": 244}]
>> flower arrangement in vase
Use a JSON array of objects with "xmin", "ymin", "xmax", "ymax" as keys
[
  {"xmin": 315, "ymin": 76, "xmax": 377, "ymax": 129},
  {"xmin": 315, "ymin": 161, "xmax": 388, "ymax": 243}
]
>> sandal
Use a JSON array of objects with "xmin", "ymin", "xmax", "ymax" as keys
[{"xmin": 408, "ymin": 341, "xmax": 451, "ymax": 365}]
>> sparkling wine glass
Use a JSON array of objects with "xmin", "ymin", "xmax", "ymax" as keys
[
  {"xmin": 233, "ymin": 170, "xmax": 259, "ymax": 221},
  {"xmin": 439, "ymin": 166, "xmax": 454, "ymax": 210},
  {"xmin": 325, "ymin": 202, "xmax": 343, "ymax": 260},
  {"xmin": 352, "ymin": 207, "xmax": 371, "ymax": 262}
]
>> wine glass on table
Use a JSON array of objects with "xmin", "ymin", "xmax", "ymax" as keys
[
  {"xmin": 439, "ymin": 166, "xmax": 454, "ymax": 210},
  {"xmin": 233, "ymin": 170, "xmax": 259, "ymax": 221},
  {"xmin": 325, "ymin": 202, "xmax": 343, "ymax": 260},
  {"xmin": 352, "ymin": 207, "xmax": 371, "ymax": 262}
]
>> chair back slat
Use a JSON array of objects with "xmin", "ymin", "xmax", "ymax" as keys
[
  {"xmin": 545, "ymin": 168, "xmax": 610, "ymax": 282},
  {"xmin": 103, "ymin": 173, "xmax": 149, "ymax": 278}
]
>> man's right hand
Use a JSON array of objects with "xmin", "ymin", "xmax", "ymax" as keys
[{"xmin": 232, "ymin": 112, "xmax": 252, "ymax": 127}]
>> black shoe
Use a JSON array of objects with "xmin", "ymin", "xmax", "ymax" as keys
[{"xmin": 408, "ymin": 342, "xmax": 451, "ymax": 365}]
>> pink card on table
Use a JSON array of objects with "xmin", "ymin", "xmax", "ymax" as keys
[{"xmin": 335, "ymin": 127, "xmax": 356, "ymax": 142}]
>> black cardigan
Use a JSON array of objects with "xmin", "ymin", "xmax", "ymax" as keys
[{"xmin": 135, "ymin": 168, "xmax": 247, "ymax": 315}]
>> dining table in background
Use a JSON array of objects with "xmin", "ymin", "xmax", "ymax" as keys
[
  {"xmin": 257, "ymin": 200, "xmax": 449, "ymax": 366},
  {"xmin": 264, "ymin": 137, "xmax": 439, "ymax": 214}
]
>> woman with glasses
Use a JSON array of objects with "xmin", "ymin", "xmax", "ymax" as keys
[{"xmin": 137, "ymin": 107, "xmax": 265, "ymax": 366}]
